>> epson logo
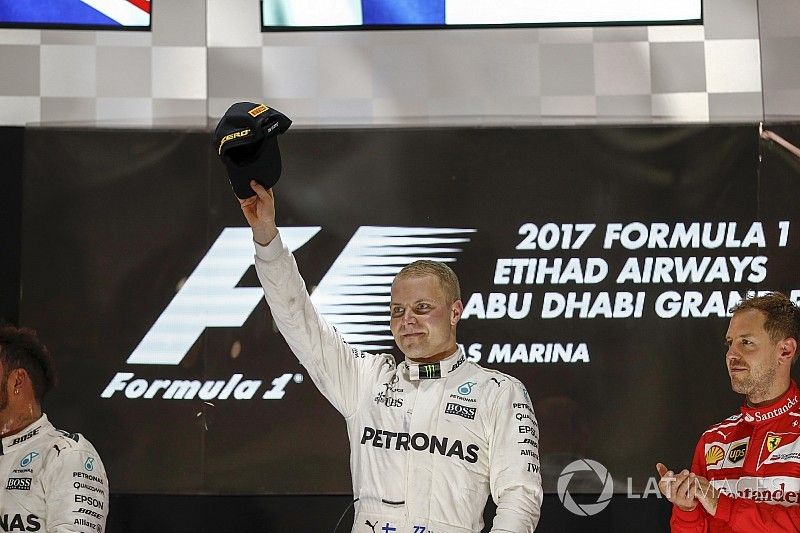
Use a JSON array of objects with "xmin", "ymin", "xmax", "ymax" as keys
[
  {"xmin": 445, "ymin": 402, "xmax": 476, "ymax": 420},
  {"xmin": 6, "ymin": 478, "xmax": 32, "ymax": 491},
  {"xmin": 74, "ymin": 494, "xmax": 104, "ymax": 510}
]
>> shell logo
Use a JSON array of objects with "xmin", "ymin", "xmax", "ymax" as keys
[{"xmin": 705, "ymin": 445, "xmax": 725, "ymax": 466}]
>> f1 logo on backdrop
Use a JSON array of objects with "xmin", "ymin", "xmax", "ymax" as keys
[{"xmin": 126, "ymin": 226, "xmax": 475, "ymax": 365}]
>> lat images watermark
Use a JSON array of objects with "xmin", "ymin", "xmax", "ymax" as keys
[
  {"xmin": 557, "ymin": 458, "xmax": 800, "ymax": 516},
  {"xmin": 557, "ymin": 459, "xmax": 665, "ymax": 516},
  {"xmin": 557, "ymin": 459, "xmax": 614, "ymax": 516}
]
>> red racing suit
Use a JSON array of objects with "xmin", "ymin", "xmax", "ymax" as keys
[{"xmin": 671, "ymin": 381, "xmax": 800, "ymax": 532}]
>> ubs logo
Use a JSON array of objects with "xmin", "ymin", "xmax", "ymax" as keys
[
  {"xmin": 375, "ymin": 376, "xmax": 404, "ymax": 408},
  {"xmin": 374, "ymin": 392, "xmax": 403, "ymax": 408}
]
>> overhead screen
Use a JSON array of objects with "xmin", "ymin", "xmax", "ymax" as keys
[
  {"xmin": 0, "ymin": 0, "xmax": 150, "ymax": 30},
  {"xmin": 20, "ymin": 124, "xmax": 800, "ymax": 496},
  {"xmin": 262, "ymin": 0, "xmax": 702, "ymax": 30}
]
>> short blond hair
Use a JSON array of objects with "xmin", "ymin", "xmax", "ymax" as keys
[{"xmin": 395, "ymin": 260, "xmax": 461, "ymax": 304}]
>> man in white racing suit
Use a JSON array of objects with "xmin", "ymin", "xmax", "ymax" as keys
[
  {"xmin": 0, "ymin": 326, "xmax": 108, "ymax": 533},
  {"xmin": 239, "ymin": 181, "xmax": 542, "ymax": 532}
]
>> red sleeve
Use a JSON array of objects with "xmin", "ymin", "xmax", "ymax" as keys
[
  {"xmin": 670, "ymin": 438, "xmax": 711, "ymax": 532},
  {"xmin": 714, "ymin": 494, "xmax": 800, "ymax": 532}
]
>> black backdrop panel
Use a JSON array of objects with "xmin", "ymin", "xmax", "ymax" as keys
[
  {"xmin": 0, "ymin": 126, "xmax": 23, "ymax": 324},
  {"xmin": 105, "ymin": 493, "xmax": 672, "ymax": 533},
  {"xmin": 20, "ymin": 125, "xmax": 800, "ymax": 503},
  {"xmin": 21, "ymin": 129, "xmax": 210, "ymax": 492}
]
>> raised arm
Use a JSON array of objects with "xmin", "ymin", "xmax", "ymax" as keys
[
  {"xmin": 238, "ymin": 180, "xmax": 279, "ymax": 246},
  {"xmin": 239, "ymin": 181, "xmax": 393, "ymax": 417}
]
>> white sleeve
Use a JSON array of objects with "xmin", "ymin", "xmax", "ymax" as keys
[
  {"xmin": 254, "ymin": 232, "xmax": 393, "ymax": 418},
  {"xmin": 489, "ymin": 381, "xmax": 543, "ymax": 532},
  {"xmin": 44, "ymin": 445, "xmax": 108, "ymax": 533}
]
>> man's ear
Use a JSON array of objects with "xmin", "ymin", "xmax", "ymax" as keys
[
  {"xmin": 451, "ymin": 300, "xmax": 464, "ymax": 325},
  {"xmin": 780, "ymin": 337, "xmax": 798, "ymax": 365},
  {"xmin": 5, "ymin": 367, "xmax": 28, "ymax": 393}
]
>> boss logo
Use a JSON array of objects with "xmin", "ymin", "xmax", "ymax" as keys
[
  {"xmin": 445, "ymin": 402, "xmax": 476, "ymax": 420},
  {"xmin": 6, "ymin": 478, "xmax": 32, "ymax": 491}
]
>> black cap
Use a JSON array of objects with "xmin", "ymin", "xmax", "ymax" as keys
[{"xmin": 213, "ymin": 102, "xmax": 292, "ymax": 199}]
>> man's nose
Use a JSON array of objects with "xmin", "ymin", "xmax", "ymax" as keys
[
  {"xmin": 401, "ymin": 308, "xmax": 416, "ymax": 324},
  {"xmin": 726, "ymin": 346, "xmax": 737, "ymax": 361}
]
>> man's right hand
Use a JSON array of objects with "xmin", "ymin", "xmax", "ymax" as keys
[
  {"xmin": 690, "ymin": 474, "xmax": 720, "ymax": 516},
  {"xmin": 239, "ymin": 180, "xmax": 278, "ymax": 245},
  {"xmin": 656, "ymin": 463, "xmax": 698, "ymax": 512}
]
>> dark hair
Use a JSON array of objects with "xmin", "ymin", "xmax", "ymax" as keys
[
  {"xmin": 0, "ymin": 325, "xmax": 56, "ymax": 402},
  {"xmin": 395, "ymin": 260, "xmax": 461, "ymax": 304},
  {"xmin": 730, "ymin": 292, "xmax": 800, "ymax": 344}
]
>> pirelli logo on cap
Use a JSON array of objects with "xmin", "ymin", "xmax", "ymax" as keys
[
  {"xmin": 248, "ymin": 104, "xmax": 269, "ymax": 117},
  {"xmin": 218, "ymin": 129, "xmax": 251, "ymax": 154}
]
